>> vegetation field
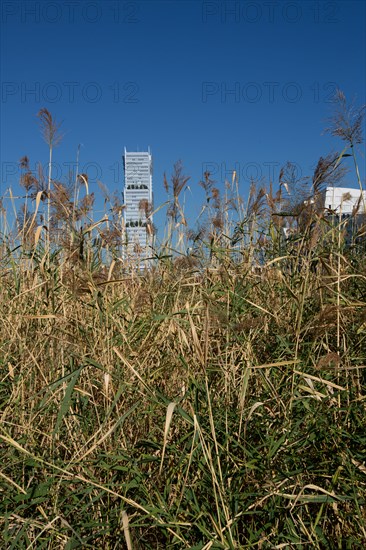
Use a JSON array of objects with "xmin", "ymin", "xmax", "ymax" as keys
[{"xmin": 1, "ymin": 93, "xmax": 365, "ymax": 548}]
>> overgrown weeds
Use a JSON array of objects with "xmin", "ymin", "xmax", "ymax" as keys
[{"xmin": 0, "ymin": 94, "xmax": 365, "ymax": 548}]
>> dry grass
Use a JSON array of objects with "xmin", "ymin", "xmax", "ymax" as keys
[{"xmin": 0, "ymin": 95, "xmax": 365, "ymax": 548}]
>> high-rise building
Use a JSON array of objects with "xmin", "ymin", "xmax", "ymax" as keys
[{"xmin": 123, "ymin": 148, "xmax": 153, "ymax": 264}]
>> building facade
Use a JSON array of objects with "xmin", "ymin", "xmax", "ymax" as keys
[
  {"xmin": 323, "ymin": 186, "xmax": 366, "ymax": 247},
  {"xmin": 324, "ymin": 186, "xmax": 366, "ymax": 214},
  {"xmin": 123, "ymin": 148, "xmax": 153, "ymax": 264}
]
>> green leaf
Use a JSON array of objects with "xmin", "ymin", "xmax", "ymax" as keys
[{"xmin": 53, "ymin": 366, "xmax": 83, "ymax": 436}]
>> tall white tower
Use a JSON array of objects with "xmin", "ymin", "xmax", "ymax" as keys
[{"xmin": 123, "ymin": 148, "xmax": 153, "ymax": 264}]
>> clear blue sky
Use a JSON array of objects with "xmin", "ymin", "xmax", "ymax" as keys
[{"xmin": 1, "ymin": 0, "xmax": 365, "ymax": 233}]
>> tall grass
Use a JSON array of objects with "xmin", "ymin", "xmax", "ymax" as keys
[{"xmin": 0, "ymin": 95, "xmax": 365, "ymax": 548}]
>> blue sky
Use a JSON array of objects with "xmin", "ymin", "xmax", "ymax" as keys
[{"xmin": 1, "ymin": 0, "xmax": 365, "ymax": 233}]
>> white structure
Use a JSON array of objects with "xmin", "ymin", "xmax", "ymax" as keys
[
  {"xmin": 324, "ymin": 186, "xmax": 366, "ymax": 214},
  {"xmin": 123, "ymin": 148, "xmax": 153, "ymax": 264}
]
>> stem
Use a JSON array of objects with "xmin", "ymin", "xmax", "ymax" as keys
[
  {"xmin": 47, "ymin": 145, "xmax": 53, "ymax": 259},
  {"xmin": 72, "ymin": 145, "xmax": 80, "ymax": 229},
  {"xmin": 351, "ymin": 144, "xmax": 365, "ymax": 213}
]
